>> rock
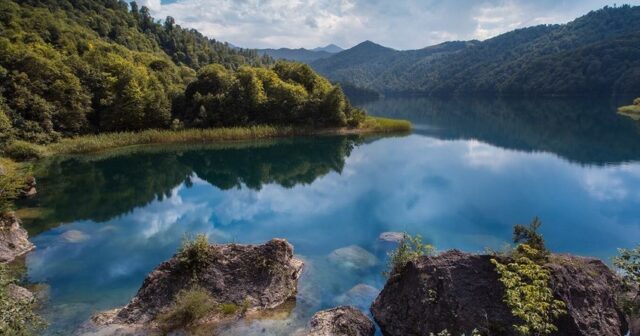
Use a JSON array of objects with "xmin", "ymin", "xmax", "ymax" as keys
[
  {"xmin": 328, "ymin": 245, "xmax": 378, "ymax": 270},
  {"xmin": 378, "ymin": 232, "xmax": 405, "ymax": 244},
  {"xmin": 7, "ymin": 283, "xmax": 34, "ymax": 302},
  {"xmin": 19, "ymin": 176, "xmax": 37, "ymax": 198},
  {"xmin": 371, "ymin": 250, "xmax": 630, "ymax": 336},
  {"xmin": 0, "ymin": 212, "xmax": 35, "ymax": 263},
  {"xmin": 306, "ymin": 306, "xmax": 375, "ymax": 336},
  {"xmin": 104, "ymin": 238, "xmax": 303, "ymax": 329},
  {"xmin": 334, "ymin": 284, "xmax": 379, "ymax": 310},
  {"xmin": 62, "ymin": 230, "xmax": 90, "ymax": 243}
]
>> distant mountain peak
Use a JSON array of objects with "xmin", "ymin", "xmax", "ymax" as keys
[
  {"xmin": 312, "ymin": 44, "xmax": 343, "ymax": 53},
  {"xmin": 352, "ymin": 40, "xmax": 394, "ymax": 51}
]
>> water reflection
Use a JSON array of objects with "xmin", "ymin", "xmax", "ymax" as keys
[
  {"xmin": 361, "ymin": 96, "xmax": 640, "ymax": 165},
  {"xmin": 21, "ymin": 136, "xmax": 362, "ymax": 235},
  {"xmin": 20, "ymin": 98, "xmax": 640, "ymax": 335}
]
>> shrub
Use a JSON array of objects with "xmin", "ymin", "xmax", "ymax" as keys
[
  {"xmin": 613, "ymin": 245, "xmax": 640, "ymax": 316},
  {"xmin": 634, "ymin": 97, "xmax": 640, "ymax": 106},
  {"xmin": 384, "ymin": 234, "xmax": 434, "ymax": 277},
  {"xmin": 0, "ymin": 158, "xmax": 30, "ymax": 214},
  {"xmin": 156, "ymin": 286, "xmax": 215, "ymax": 332},
  {"xmin": 177, "ymin": 234, "xmax": 213, "ymax": 274},
  {"xmin": 513, "ymin": 217, "xmax": 548, "ymax": 262},
  {"xmin": 2, "ymin": 141, "xmax": 45, "ymax": 161},
  {"xmin": 0, "ymin": 264, "xmax": 46, "ymax": 335}
]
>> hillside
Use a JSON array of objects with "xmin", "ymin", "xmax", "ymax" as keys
[
  {"xmin": 311, "ymin": 5, "xmax": 640, "ymax": 96},
  {"xmin": 0, "ymin": 0, "xmax": 368, "ymax": 146}
]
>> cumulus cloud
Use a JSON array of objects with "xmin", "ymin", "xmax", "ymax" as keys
[{"xmin": 144, "ymin": 0, "xmax": 639, "ymax": 49}]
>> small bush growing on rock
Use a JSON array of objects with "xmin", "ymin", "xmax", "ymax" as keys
[
  {"xmin": 178, "ymin": 234, "xmax": 213, "ymax": 274},
  {"xmin": 634, "ymin": 97, "xmax": 640, "ymax": 106},
  {"xmin": 613, "ymin": 244, "xmax": 640, "ymax": 316},
  {"xmin": 492, "ymin": 243, "xmax": 566, "ymax": 336},
  {"xmin": 156, "ymin": 286, "xmax": 215, "ymax": 332},
  {"xmin": 0, "ymin": 264, "xmax": 46, "ymax": 335},
  {"xmin": 513, "ymin": 217, "xmax": 548, "ymax": 262},
  {"xmin": 384, "ymin": 234, "xmax": 434, "ymax": 277},
  {"xmin": 428, "ymin": 329, "xmax": 481, "ymax": 336}
]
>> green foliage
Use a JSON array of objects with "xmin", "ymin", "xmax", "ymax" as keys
[
  {"xmin": 0, "ymin": 264, "xmax": 46, "ymax": 335},
  {"xmin": 180, "ymin": 61, "xmax": 365, "ymax": 128},
  {"xmin": 613, "ymin": 245, "xmax": 640, "ymax": 316},
  {"xmin": 513, "ymin": 217, "xmax": 548, "ymax": 262},
  {"xmin": 634, "ymin": 98, "xmax": 640, "ymax": 106},
  {"xmin": 429, "ymin": 329, "xmax": 482, "ymax": 336},
  {"xmin": 0, "ymin": 158, "xmax": 29, "ymax": 214},
  {"xmin": 178, "ymin": 234, "xmax": 213, "ymax": 273},
  {"xmin": 312, "ymin": 6, "xmax": 640, "ymax": 96},
  {"xmin": 218, "ymin": 303, "xmax": 239, "ymax": 315},
  {"xmin": 491, "ymin": 220, "xmax": 566, "ymax": 336},
  {"xmin": 384, "ymin": 234, "xmax": 434, "ymax": 277},
  {"xmin": 156, "ymin": 286, "xmax": 215, "ymax": 332},
  {"xmin": 2, "ymin": 141, "xmax": 44, "ymax": 161}
]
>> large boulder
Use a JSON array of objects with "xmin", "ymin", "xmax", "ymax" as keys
[
  {"xmin": 115, "ymin": 238, "xmax": 303, "ymax": 324},
  {"xmin": 306, "ymin": 306, "xmax": 375, "ymax": 336},
  {"xmin": 371, "ymin": 250, "xmax": 630, "ymax": 336},
  {"xmin": 0, "ymin": 212, "xmax": 35, "ymax": 263}
]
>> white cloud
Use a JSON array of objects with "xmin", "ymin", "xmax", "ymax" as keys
[{"xmin": 142, "ymin": 0, "xmax": 640, "ymax": 49}]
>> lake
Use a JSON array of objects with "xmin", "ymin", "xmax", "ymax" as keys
[{"xmin": 18, "ymin": 96, "xmax": 640, "ymax": 335}]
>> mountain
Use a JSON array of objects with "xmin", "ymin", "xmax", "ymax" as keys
[
  {"xmin": 257, "ymin": 44, "xmax": 343, "ymax": 62},
  {"xmin": 311, "ymin": 5, "xmax": 640, "ymax": 96},
  {"xmin": 257, "ymin": 48, "xmax": 334, "ymax": 62},
  {"xmin": 312, "ymin": 44, "xmax": 344, "ymax": 53}
]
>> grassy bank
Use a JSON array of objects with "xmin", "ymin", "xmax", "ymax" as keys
[
  {"xmin": 30, "ymin": 116, "xmax": 410, "ymax": 156},
  {"xmin": 618, "ymin": 104, "xmax": 640, "ymax": 120}
]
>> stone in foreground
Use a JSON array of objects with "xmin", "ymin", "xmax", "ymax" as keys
[
  {"xmin": 0, "ymin": 212, "xmax": 35, "ymax": 263},
  {"xmin": 92, "ymin": 238, "xmax": 303, "ymax": 333},
  {"xmin": 306, "ymin": 306, "xmax": 375, "ymax": 336},
  {"xmin": 371, "ymin": 250, "xmax": 630, "ymax": 336}
]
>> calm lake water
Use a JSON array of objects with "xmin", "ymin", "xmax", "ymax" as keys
[{"xmin": 18, "ymin": 97, "xmax": 640, "ymax": 335}]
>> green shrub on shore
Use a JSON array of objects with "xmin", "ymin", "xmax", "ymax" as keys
[
  {"xmin": 2, "ymin": 141, "xmax": 45, "ymax": 162},
  {"xmin": 0, "ymin": 264, "xmax": 46, "ymax": 335},
  {"xmin": 613, "ymin": 244, "xmax": 640, "ymax": 316},
  {"xmin": 362, "ymin": 116, "xmax": 412, "ymax": 133},
  {"xmin": 0, "ymin": 158, "xmax": 30, "ymax": 214},
  {"xmin": 178, "ymin": 234, "xmax": 214, "ymax": 274},
  {"xmin": 384, "ymin": 234, "xmax": 434, "ymax": 277},
  {"xmin": 156, "ymin": 286, "xmax": 216, "ymax": 333},
  {"xmin": 492, "ymin": 219, "xmax": 566, "ymax": 336}
]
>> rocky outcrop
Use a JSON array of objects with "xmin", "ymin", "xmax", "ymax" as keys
[
  {"xmin": 0, "ymin": 212, "xmax": 35, "ymax": 263},
  {"xmin": 7, "ymin": 283, "xmax": 34, "ymax": 302},
  {"xmin": 19, "ymin": 176, "xmax": 37, "ymax": 198},
  {"xmin": 371, "ymin": 250, "xmax": 630, "ymax": 336},
  {"xmin": 306, "ymin": 306, "xmax": 375, "ymax": 336},
  {"xmin": 93, "ymin": 238, "xmax": 303, "ymax": 331}
]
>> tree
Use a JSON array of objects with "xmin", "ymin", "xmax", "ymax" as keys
[{"xmin": 513, "ymin": 217, "xmax": 548, "ymax": 259}]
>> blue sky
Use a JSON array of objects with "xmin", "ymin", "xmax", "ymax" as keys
[{"xmin": 137, "ymin": 0, "xmax": 640, "ymax": 50}]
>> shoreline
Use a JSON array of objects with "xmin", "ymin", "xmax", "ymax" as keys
[{"xmin": 39, "ymin": 116, "xmax": 411, "ymax": 157}]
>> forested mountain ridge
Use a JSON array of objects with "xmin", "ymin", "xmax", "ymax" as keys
[
  {"xmin": 311, "ymin": 5, "xmax": 640, "ymax": 96},
  {"xmin": 0, "ymin": 0, "xmax": 364, "ymax": 146}
]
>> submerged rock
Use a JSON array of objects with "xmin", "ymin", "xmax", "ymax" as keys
[
  {"xmin": 92, "ymin": 238, "xmax": 303, "ymax": 332},
  {"xmin": 371, "ymin": 250, "xmax": 630, "ymax": 336},
  {"xmin": 334, "ymin": 284, "xmax": 379, "ymax": 310},
  {"xmin": 378, "ymin": 232, "xmax": 405, "ymax": 244},
  {"xmin": 62, "ymin": 230, "xmax": 90, "ymax": 243},
  {"xmin": 0, "ymin": 212, "xmax": 35, "ymax": 263},
  {"xmin": 328, "ymin": 245, "xmax": 378, "ymax": 270},
  {"xmin": 306, "ymin": 306, "xmax": 375, "ymax": 336}
]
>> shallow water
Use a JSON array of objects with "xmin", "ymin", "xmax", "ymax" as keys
[{"xmin": 18, "ymin": 96, "xmax": 640, "ymax": 334}]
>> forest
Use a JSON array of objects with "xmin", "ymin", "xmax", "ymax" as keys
[
  {"xmin": 0, "ymin": 0, "xmax": 363, "ymax": 147},
  {"xmin": 311, "ymin": 5, "xmax": 640, "ymax": 96}
]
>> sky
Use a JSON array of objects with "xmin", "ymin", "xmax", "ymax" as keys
[{"xmin": 138, "ymin": 0, "xmax": 640, "ymax": 50}]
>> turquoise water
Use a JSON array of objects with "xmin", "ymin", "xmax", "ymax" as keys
[{"xmin": 19, "ymin": 97, "xmax": 640, "ymax": 334}]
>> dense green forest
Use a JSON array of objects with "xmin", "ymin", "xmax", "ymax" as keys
[
  {"xmin": 0, "ymin": 0, "xmax": 362, "ymax": 146},
  {"xmin": 311, "ymin": 5, "xmax": 640, "ymax": 96}
]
